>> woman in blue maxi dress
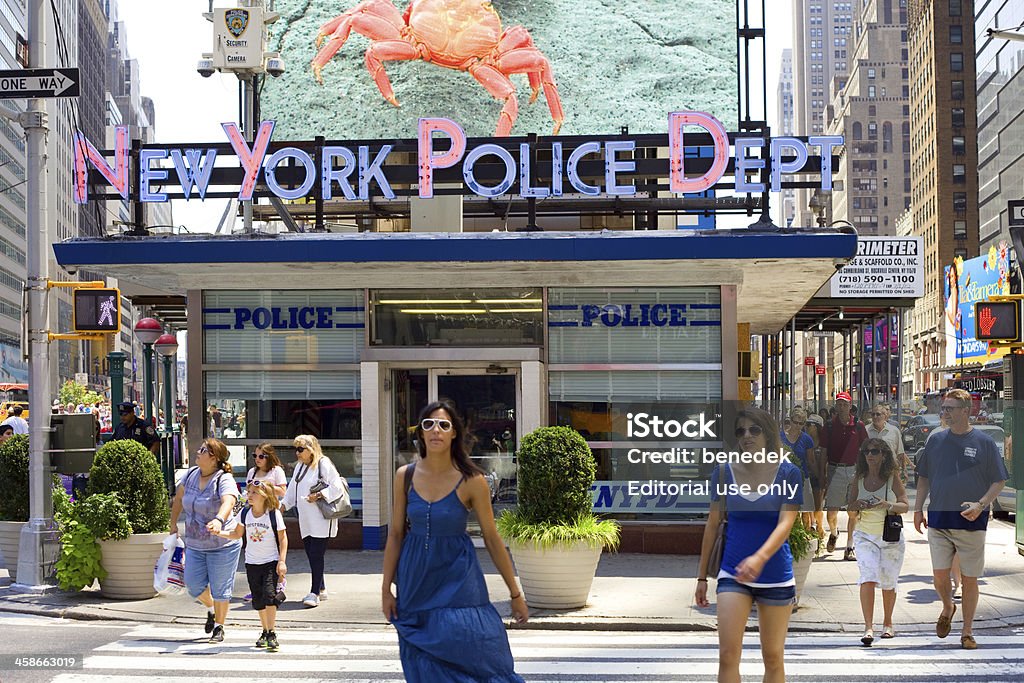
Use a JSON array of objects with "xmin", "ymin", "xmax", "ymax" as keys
[{"xmin": 382, "ymin": 400, "xmax": 528, "ymax": 683}]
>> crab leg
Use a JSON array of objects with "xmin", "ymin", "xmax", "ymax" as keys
[
  {"xmin": 497, "ymin": 27, "xmax": 542, "ymax": 103},
  {"xmin": 365, "ymin": 41, "xmax": 421, "ymax": 107},
  {"xmin": 496, "ymin": 48, "xmax": 565, "ymax": 135},
  {"xmin": 469, "ymin": 63, "xmax": 519, "ymax": 137},
  {"xmin": 311, "ymin": 0, "xmax": 406, "ymax": 84}
]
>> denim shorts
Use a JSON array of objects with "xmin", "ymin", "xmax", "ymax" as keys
[
  {"xmin": 717, "ymin": 577, "xmax": 796, "ymax": 606},
  {"xmin": 184, "ymin": 542, "xmax": 242, "ymax": 602}
]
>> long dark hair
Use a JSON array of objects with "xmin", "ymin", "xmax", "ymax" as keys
[
  {"xmin": 855, "ymin": 437, "xmax": 897, "ymax": 481},
  {"xmin": 254, "ymin": 443, "xmax": 282, "ymax": 472},
  {"xmin": 733, "ymin": 407, "xmax": 783, "ymax": 454},
  {"xmin": 416, "ymin": 400, "xmax": 482, "ymax": 479}
]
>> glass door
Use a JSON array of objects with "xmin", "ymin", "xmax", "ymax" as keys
[{"xmin": 431, "ymin": 369, "xmax": 519, "ymax": 516}]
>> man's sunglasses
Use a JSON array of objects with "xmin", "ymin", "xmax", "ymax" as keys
[{"xmin": 421, "ymin": 418, "xmax": 453, "ymax": 432}]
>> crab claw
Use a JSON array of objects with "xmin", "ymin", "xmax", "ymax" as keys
[
  {"xmin": 312, "ymin": 63, "xmax": 325, "ymax": 85},
  {"xmin": 529, "ymin": 87, "xmax": 540, "ymax": 105},
  {"xmin": 552, "ymin": 120, "xmax": 562, "ymax": 135},
  {"xmin": 315, "ymin": 32, "xmax": 327, "ymax": 49}
]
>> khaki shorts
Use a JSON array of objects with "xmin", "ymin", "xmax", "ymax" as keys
[
  {"xmin": 928, "ymin": 528, "xmax": 987, "ymax": 577},
  {"xmin": 825, "ymin": 465, "xmax": 856, "ymax": 509}
]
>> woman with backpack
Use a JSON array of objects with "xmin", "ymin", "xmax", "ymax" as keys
[
  {"xmin": 282, "ymin": 434, "xmax": 345, "ymax": 608},
  {"xmin": 169, "ymin": 438, "xmax": 241, "ymax": 643}
]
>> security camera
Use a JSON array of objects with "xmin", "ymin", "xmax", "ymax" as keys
[
  {"xmin": 265, "ymin": 56, "xmax": 285, "ymax": 78},
  {"xmin": 197, "ymin": 58, "xmax": 215, "ymax": 78},
  {"xmin": 64, "ymin": 265, "xmax": 78, "ymax": 276}
]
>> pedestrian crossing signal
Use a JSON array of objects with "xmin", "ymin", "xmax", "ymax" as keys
[
  {"xmin": 73, "ymin": 288, "xmax": 121, "ymax": 333},
  {"xmin": 974, "ymin": 301, "xmax": 1019, "ymax": 342}
]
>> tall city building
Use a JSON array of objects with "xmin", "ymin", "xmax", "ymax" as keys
[
  {"xmin": 777, "ymin": 49, "xmax": 796, "ymax": 227},
  {"xmin": 791, "ymin": 0, "xmax": 856, "ymax": 227},
  {"xmin": 976, "ymin": 1, "xmax": 1024, "ymax": 253},
  {"xmin": 908, "ymin": 0, "xmax": 979, "ymax": 393},
  {"xmin": 0, "ymin": 0, "xmax": 28, "ymax": 384},
  {"xmin": 826, "ymin": 0, "xmax": 911, "ymax": 237}
]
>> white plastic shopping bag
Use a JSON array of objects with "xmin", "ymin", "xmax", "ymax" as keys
[{"xmin": 154, "ymin": 535, "xmax": 186, "ymax": 595}]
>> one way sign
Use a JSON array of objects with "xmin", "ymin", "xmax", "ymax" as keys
[{"xmin": 0, "ymin": 68, "xmax": 80, "ymax": 99}]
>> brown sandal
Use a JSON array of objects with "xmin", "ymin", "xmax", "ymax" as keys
[
  {"xmin": 936, "ymin": 604, "xmax": 956, "ymax": 639},
  {"xmin": 961, "ymin": 634, "xmax": 977, "ymax": 650}
]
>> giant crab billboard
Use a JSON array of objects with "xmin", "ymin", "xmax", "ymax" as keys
[{"xmin": 263, "ymin": 0, "xmax": 736, "ymax": 138}]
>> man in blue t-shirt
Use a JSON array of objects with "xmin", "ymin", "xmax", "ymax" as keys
[{"xmin": 914, "ymin": 389, "xmax": 1007, "ymax": 650}]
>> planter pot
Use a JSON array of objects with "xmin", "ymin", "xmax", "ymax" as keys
[
  {"xmin": 98, "ymin": 533, "xmax": 166, "ymax": 600},
  {"xmin": 792, "ymin": 539, "xmax": 818, "ymax": 606},
  {"xmin": 508, "ymin": 540, "xmax": 602, "ymax": 610},
  {"xmin": 0, "ymin": 520, "xmax": 26, "ymax": 573}
]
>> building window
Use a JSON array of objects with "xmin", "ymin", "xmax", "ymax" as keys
[
  {"xmin": 950, "ymin": 53, "xmax": 964, "ymax": 72},
  {"xmin": 952, "ymin": 136, "xmax": 965, "ymax": 155},
  {"xmin": 950, "ymin": 25, "xmax": 963, "ymax": 43},
  {"xmin": 954, "ymin": 220, "xmax": 967, "ymax": 239},
  {"xmin": 853, "ymin": 121, "xmax": 863, "ymax": 140},
  {"xmin": 951, "ymin": 80, "xmax": 964, "ymax": 99},
  {"xmin": 868, "ymin": 122, "xmax": 878, "ymax": 139},
  {"xmin": 954, "ymin": 248, "xmax": 967, "ymax": 259},
  {"xmin": 953, "ymin": 192, "xmax": 967, "ymax": 211},
  {"xmin": 952, "ymin": 107, "xmax": 965, "ymax": 127},
  {"xmin": 867, "ymin": 68, "xmax": 876, "ymax": 79},
  {"xmin": 949, "ymin": 0, "xmax": 961, "ymax": 16},
  {"xmin": 953, "ymin": 164, "xmax": 966, "ymax": 183},
  {"xmin": 868, "ymin": 85, "xmax": 876, "ymax": 97}
]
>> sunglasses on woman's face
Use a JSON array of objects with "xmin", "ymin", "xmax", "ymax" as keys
[
  {"xmin": 197, "ymin": 445, "xmax": 211, "ymax": 455},
  {"xmin": 421, "ymin": 418, "xmax": 453, "ymax": 432},
  {"xmin": 734, "ymin": 424, "xmax": 764, "ymax": 438},
  {"xmin": 864, "ymin": 448, "xmax": 885, "ymax": 456},
  {"xmin": 254, "ymin": 453, "xmax": 267, "ymax": 459},
  {"xmin": 294, "ymin": 446, "xmax": 307, "ymax": 453}
]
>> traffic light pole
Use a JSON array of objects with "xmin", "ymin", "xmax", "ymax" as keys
[{"xmin": 17, "ymin": 0, "xmax": 59, "ymax": 588}]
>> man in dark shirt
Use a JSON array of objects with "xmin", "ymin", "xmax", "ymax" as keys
[
  {"xmin": 111, "ymin": 402, "xmax": 159, "ymax": 455},
  {"xmin": 914, "ymin": 389, "xmax": 1007, "ymax": 649},
  {"xmin": 821, "ymin": 391, "xmax": 868, "ymax": 558}
]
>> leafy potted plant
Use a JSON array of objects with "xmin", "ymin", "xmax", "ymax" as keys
[
  {"xmin": 0, "ymin": 434, "xmax": 29, "ymax": 573},
  {"xmin": 789, "ymin": 515, "xmax": 823, "ymax": 606},
  {"xmin": 86, "ymin": 439, "xmax": 170, "ymax": 599},
  {"xmin": 495, "ymin": 426, "xmax": 619, "ymax": 609},
  {"xmin": 53, "ymin": 486, "xmax": 132, "ymax": 592}
]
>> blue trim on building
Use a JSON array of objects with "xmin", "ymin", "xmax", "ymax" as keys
[
  {"xmin": 547, "ymin": 305, "xmax": 580, "ymax": 311},
  {"xmin": 547, "ymin": 321, "xmax": 579, "ymax": 327},
  {"xmin": 53, "ymin": 230, "xmax": 857, "ymax": 267},
  {"xmin": 203, "ymin": 324, "xmax": 231, "ymax": 330},
  {"xmin": 363, "ymin": 524, "xmax": 386, "ymax": 551},
  {"xmin": 689, "ymin": 304, "xmax": 723, "ymax": 310},
  {"xmin": 203, "ymin": 308, "xmax": 231, "ymax": 314}
]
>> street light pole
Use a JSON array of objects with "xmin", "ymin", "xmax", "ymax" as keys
[
  {"xmin": 134, "ymin": 318, "xmax": 163, "ymax": 426},
  {"xmin": 16, "ymin": 0, "xmax": 58, "ymax": 589}
]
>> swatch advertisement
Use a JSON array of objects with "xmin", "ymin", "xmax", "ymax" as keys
[{"xmin": 944, "ymin": 242, "xmax": 1012, "ymax": 365}]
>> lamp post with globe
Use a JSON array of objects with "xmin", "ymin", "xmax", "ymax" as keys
[
  {"xmin": 154, "ymin": 333, "xmax": 179, "ymax": 493},
  {"xmin": 134, "ymin": 318, "xmax": 163, "ymax": 428}
]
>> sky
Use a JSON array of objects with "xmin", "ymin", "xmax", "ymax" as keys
[{"xmin": 118, "ymin": 2, "xmax": 795, "ymax": 232}]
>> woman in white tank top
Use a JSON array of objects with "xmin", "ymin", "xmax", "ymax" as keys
[{"xmin": 847, "ymin": 437, "xmax": 909, "ymax": 645}]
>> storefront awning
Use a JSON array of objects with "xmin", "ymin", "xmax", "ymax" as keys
[{"xmin": 53, "ymin": 228, "xmax": 857, "ymax": 335}]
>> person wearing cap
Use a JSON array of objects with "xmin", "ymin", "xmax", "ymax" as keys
[
  {"xmin": 822, "ymin": 392, "xmax": 868, "ymax": 559},
  {"xmin": 866, "ymin": 404, "xmax": 910, "ymax": 484},
  {"xmin": 111, "ymin": 402, "xmax": 159, "ymax": 455}
]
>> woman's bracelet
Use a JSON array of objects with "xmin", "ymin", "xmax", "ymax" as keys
[
  {"xmin": 696, "ymin": 578, "xmax": 708, "ymax": 583},
  {"xmin": 510, "ymin": 592, "xmax": 521, "ymax": 600}
]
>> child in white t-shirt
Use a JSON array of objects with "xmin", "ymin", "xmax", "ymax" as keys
[{"xmin": 218, "ymin": 479, "xmax": 287, "ymax": 651}]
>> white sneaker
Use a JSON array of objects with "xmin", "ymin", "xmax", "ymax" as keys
[
  {"xmin": 302, "ymin": 592, "xmax": 319, "ymax": 608},
  {"xmin": 318, "ymin": 589, "xmax": 328, "ymax": 601}
]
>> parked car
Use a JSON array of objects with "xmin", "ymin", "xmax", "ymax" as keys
[{"xmin": 903, "ymin": 413, "xmax": 941, "ymax": 451}]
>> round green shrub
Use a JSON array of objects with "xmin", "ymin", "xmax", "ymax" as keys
[
  {"xmin": 87, "ymin": 440, "xmax": 169, "ymax": 534},
  {"xmin": 516, "ymin": 426, "xmax": 596, "ymax": 526},
  {"xmin": 0, "ymin": 434, "xmax": 30, "ymax": 521}
]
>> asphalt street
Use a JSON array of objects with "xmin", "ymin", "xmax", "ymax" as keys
[{"xmin": 0, "ymin": 612, "xmax": 1022, "ymax": 682}]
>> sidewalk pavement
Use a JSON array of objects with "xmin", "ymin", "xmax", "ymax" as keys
[{"xmin": 1, "ymin": 519, "xmax": 1021, "ymax": 634}]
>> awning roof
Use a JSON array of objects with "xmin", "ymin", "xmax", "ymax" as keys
[
  {"xmin": 53, "ymin": 228, "xmax": 858, "ymax": 335},
  {"xmin": 794, "ymin": 297, "xmax": 917, "ymax": 334}
]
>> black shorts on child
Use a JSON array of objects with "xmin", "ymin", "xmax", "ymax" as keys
[{"xmin": 246, "ymin": 561, "xmax": 284, "ymax": 610}]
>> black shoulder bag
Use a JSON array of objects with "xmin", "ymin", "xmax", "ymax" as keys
[{"xmin": 882, "ymin": 476, "xmax": 903, "ymax": 543}]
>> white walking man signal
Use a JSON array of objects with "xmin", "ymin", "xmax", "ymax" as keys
[{"xmin": 98, "ymin": 296, "xmax": 116, "ymax": 327}]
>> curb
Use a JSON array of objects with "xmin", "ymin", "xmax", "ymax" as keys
[{"xmin": 3, "ymin": 600, "xmax": 1021, "ymax": 633}]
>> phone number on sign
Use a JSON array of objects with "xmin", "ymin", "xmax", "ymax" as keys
[{"xmin": 0, "ymin": 655, "xmax": 83, "ymax": 670}]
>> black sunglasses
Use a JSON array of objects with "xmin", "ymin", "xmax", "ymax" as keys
[
  {"xmin": 294, "ymin": 446, "xmax": 307, "ymax": 453},
  {"xmin": 864, "ymin": 448, "xmax": 885, "ymax": 456},
  {"xmin": 254, "ymin": 453, "xmax": 267, "ymax": 459},
  {"xmin": 734, "ymin": 424, "xmax": 764, "ymax": 437}
]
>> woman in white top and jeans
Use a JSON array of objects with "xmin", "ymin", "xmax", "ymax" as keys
[
  {"xmin": 282, "ymin": 434, "xmax": 346, "ymax": 608},
  {"xmin": 247, "ymin": 443, "xmax": 287, "ymax": 499},
  {"xmin": 847, "ymin": 437, "xmax": 908, "ymax": 644}
]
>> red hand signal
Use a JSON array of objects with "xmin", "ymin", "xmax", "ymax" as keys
[{"xmin": 979, "ymin": 307, "xmax": 998, "ymax": 337}]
